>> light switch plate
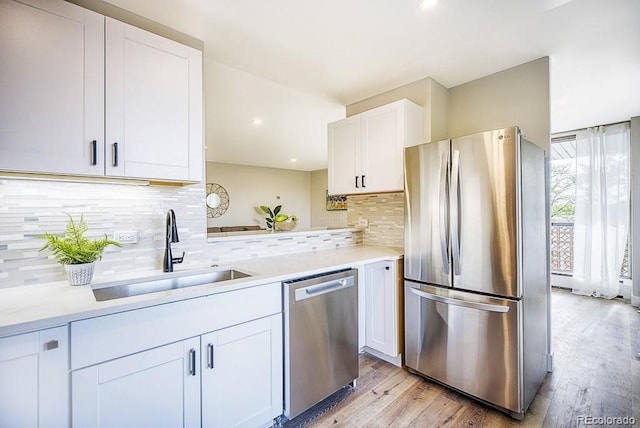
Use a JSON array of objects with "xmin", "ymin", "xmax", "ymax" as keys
[{"xmin": 358, "ymin": 218, "xmax": 368, "ymax": 227}]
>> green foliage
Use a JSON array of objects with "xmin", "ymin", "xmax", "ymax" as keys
[
  {"xmin": 550, "ymin": 160, "xmax": 576, "ymax": 222},
  {"xmin": 260, "ymin": 205, "xmax": 281, "ymax": 230},
  {"xmin": 40, "ymin": 214, "xmax": 122, "ymax": 265},
  {"xmin": 260, "ymin": 205, "xmax": 298, "ymax": 230}
]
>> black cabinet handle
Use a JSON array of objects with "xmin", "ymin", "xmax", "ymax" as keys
[
  {"xmin": 207, "ymin": 343, "xmax": 214, "ymax": 369},
  {"xmin": 362, "ymin": 175, "xmax": 366, "ymax": 188},
  {"xmin": 112, "ymin": 142, "xmax": 119, "ymax": 167},
  {"xmin": 189, "ymin": 349, "xmax": 196, "ymax": 376},
  {"xmin": 355, "ymin": 176, "xmax": 359, "ymax": 188},
  {"xmin": 91, "ymin": 140, "xmax": 97, "ymax": 166}
]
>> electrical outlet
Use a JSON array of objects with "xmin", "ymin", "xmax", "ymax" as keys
[
  {"xmin": 358, "ymin": 218, "xmax": 368, "ymax": 227},
  {"xmin": 114, "ymin": 231, "xmax": 138, "ymax": 244}
]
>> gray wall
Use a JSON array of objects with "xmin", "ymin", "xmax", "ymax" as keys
[
  {"xmin": 205, "ymin": 162, "xmax": 311, "ymax": 229},
  {"xmin": 310, "ymin": 169, "xmax": 347, "ymax": 228},
  {"xmin": 346, "ymin": 77, "xmax": 449, "ymax": 143},
  {"xmin": 448, "ymin": 57, "xmax": 550, "ymax": 152},
  {"xmin": 345, "ymin": 57, "xmax": 550, "ymax": 151},
  {"xmin": 632, "ymin": 116, "xmax": 640, "ymax": 306}
]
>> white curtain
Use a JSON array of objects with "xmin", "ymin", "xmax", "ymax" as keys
[{"xmin": 572, "ymin": 123, "xmax": 630, "ymax": 298}]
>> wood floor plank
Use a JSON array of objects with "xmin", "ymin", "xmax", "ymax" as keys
[
  {"xmin": 370, "ymin": 377, "xmax": 443, "ymax": 427},
  {"xmin": 310, "ymin": 370, "xmax": 421, "ymax": 427}
]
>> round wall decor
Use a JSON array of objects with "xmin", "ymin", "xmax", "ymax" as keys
[{"xmin": 206, "ymin": 183, "xmax": 229, "ymax": 218}]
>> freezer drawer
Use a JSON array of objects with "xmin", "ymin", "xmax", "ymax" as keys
[{"xmin": 404, "ymin": 281, "xmax": 522, "ymax": 414}]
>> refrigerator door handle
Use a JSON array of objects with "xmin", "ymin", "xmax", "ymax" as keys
[
  {"xmin": 409, "ymin": 287, "xmax": 509, "ymax": 313},
  {"xmin": 450, "ymin": 149, "xmax": 461, "ymax": 275},
  {"xmin": 439, "ymin": 151, "xmax": 450, "ymax": 274}
]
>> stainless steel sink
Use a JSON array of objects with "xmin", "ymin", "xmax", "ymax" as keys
[{"xmin": 92, "ymin": 269, "xmax": 251, "ymax": 301}]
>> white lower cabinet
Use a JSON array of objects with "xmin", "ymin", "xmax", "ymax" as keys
[
  {"xmin": 202, "ymin": 314, "xmax": 283, "ymax": 428},
  {"xmin": 70, "ymin": 282, "xmax": 283, "ymax": 428},
  {"xmin": 72, "ymin": 337, "xmax": 201, "ymax": 427},
  {"xmin": 363, "ymin": 260, "xmax": 403, "ymax": 366},
  {"xmin": 0, "ymin": 326, "xmax": 69, "ymax": 428},
  {"xmin": 72, "ymin": 314, "xmax": 283, "ymax": 428}
]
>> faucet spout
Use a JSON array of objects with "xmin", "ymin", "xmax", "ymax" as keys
[{"xmin": 163, "ymin": 209, "xmax": 185, "ymax": 272}]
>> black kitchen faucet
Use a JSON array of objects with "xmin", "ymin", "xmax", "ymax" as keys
[{"xmin": 163, "ymin": 209, "xmax": 185, "ymax": 272}]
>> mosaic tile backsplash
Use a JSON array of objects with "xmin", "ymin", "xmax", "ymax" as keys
[
  {"xmin": 207, "ymin": 230, "xmax": 361, "ymax": 265},
  {"xmin": 0, "ymin": 178, "xmax": 209, "ymax": 288},
  {"xmin": 0, "ymin": 178, "xmax": 362, "ymax": 289},
  {"xmin": 347, "ymin": 192, "xmax": 405, "ymax": 248}
]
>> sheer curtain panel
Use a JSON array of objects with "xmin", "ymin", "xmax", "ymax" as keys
[{"xmin": 573, "ymin": 123, "xmax": 630, "ymax": 298}]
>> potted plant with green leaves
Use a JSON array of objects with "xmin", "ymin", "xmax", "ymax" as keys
[
  {"xmin": 40, "ymin": 214, "xmax": 122, "ymax": 285},
  {"xmin": 259, "ymin": 205, "xmax": 298, "ymax": 231}
]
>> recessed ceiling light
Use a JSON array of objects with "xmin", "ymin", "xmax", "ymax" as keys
[
  {"xmin": 290, "ymin": 158, "xmax": 297, "ymax": 163},
  {"xmin": 420, "ymin": 0, "xmax": 437, "ymax": 8},
  {"xmin": 252, "ymin": 118, "xmax": 263, "ymax": 125}
]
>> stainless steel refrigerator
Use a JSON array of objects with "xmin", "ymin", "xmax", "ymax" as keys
[{"xmin": 403, "ymin": 126, "xmax": 549, "ymax": 419}]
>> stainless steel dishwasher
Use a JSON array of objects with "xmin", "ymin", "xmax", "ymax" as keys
[{"xmin": 282, "ymin": 268, "xmax": 358, "ymax": 420}]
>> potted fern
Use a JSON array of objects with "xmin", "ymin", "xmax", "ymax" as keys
[{"xmin": 40, "ymin": 214, "xmax": 122, "ymax": 285}]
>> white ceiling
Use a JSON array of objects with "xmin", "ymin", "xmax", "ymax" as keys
[{"xmin": 104, "ymin": 0, "xmax": 640, "ymax": 171}]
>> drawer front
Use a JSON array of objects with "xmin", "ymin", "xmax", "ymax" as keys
[
  {"xmin": 404, "ymin": 281, "xmax": 521, "ymax": 413},
  {"xmin": 71, "ymin": 282, "xmax": 281, "ymax": 370}
]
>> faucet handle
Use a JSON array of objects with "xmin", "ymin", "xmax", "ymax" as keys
[{"xmin": 172, "ymin": 251, "xmax": 185, "ymax": 264}]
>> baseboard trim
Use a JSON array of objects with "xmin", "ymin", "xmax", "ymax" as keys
[
  {"xmin": 362, "ymin": 347, "xmax": 402, "ymax": 367},
  {"xmin": 620, "ymin": 283, "xmax": 632, "ymax": 300}
]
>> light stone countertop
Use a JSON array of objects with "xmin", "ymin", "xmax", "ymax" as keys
[{"xmin": 0, "ymin": 245, "xmax": 403, "ymax": 338}]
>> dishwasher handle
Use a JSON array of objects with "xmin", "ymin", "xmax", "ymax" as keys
[{"xmin": 294, "ymin": 276, "xmax": 355, "ymax": 302}]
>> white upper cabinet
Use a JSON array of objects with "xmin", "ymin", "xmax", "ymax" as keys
[
  {"xmin": 105, "ymin": 18, "xmax": 203, "ymax": 182},
  {"xmin": 0, "ymin": 0, "xmax": 203, "ymax": 182},
  {"xmin": 327, "ymin": 116, "xmax": 361, "ymax": 195},
  {"xmin": 0, "ymin": 0, "xmax": 104, "ymax": 176},
  {"xmin": 327, "ymin": 99, "xmax": 423, "ymax": 195}
]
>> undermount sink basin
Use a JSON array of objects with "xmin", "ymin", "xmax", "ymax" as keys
[{"xmin": 92, "ymin": 269, "xmax": 251, "ymax": 302}]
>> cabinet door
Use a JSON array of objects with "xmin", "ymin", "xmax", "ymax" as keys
[
  {"xmin": 328, "ymin": 116, "xmax": 361, "ymax": 195},
  {"xmin": 365, "ymin": 261, "xmax": 397, "ymax": 356},
  {"xmin": 105, "ymin": 17, "xmax": 203, "ymax": 182},
  {"xmin": 0, "ymin": 0, "xmax": 104, "ymax": 176},
  {"xmin": 201, "ymin": 314, "xmax": 283, "ymax": 428},
  {"xmin": 72, "ymin": 337, "xmax": 201, "ymax": 428},
  {"xmin": 0, "ymin": 326, "xmax": 69, "ymax": 428},
  {"xmin": 360, "ymin": 103, "xmax": 405, "ymax": 193}
]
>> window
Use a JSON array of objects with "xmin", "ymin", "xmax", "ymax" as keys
[{"xmin": 550, "ymin": 133, "xmax": 631, "ymax": 279}]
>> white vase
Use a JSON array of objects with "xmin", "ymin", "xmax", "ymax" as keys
[
  {"xmin": 64, "ymin": 262, "xmax": 95, "ymax": 286},
  {"xmin": 275, "ymin": 218, "xmax": 297, "ymax": 231}
]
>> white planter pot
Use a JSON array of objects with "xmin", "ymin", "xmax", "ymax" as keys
[
  {"xmin": 275, "ymin": 219, "xmax": 297, "ymax": 231},
  {"xmin": 64, "ymin": 262, "xmax": 95, "ymax": 286}
]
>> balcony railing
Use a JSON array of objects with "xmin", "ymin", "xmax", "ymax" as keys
[{"xmin": 550, "ymin": 222, "xmax": 631, "ymax": 278}]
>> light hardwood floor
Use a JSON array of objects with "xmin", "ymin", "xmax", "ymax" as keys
[{"xmin": 305, "ymin": 288, "xmax": 640, "ymax": 428}]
